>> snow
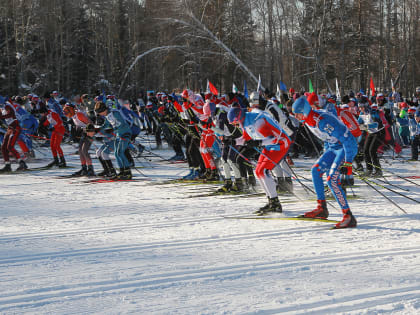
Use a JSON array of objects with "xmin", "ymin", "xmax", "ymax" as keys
[{"xmin": 0, "ymin": 141, "xmax": 419, "ymax": 314}]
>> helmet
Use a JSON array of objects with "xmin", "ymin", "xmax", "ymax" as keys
[
  {"xmin": 292, "ymin": 97, "xmax": 312, "ymax": 116},
  {"xmin": 94, "ymin": 101, "xmax": 108, "ymax": 114},
  {"xmin": 227, "ymin": 107, "xmax": 245, "ymax": 124},
  {"xmin": 63, "ymin": 104, "xmax": 76, "ymax": 117},
  {"xmin": 182, "ymin": 89, "xmax": 192, "ymax": 101},
  {"xmin": 52, "ymin": 91, "xmax": 59, "ymax": 96}
]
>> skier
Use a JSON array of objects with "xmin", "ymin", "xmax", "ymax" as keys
[
  {"xmin": 292, "ymin": 96, "xmax": 358, "ymax": 229},
  {"xmin": 0, "ymin": 101, "xmax": 28, "ymax": 172},
  {"xmin": 39, "ymin": 106, "xmax": 66, "ymax": 168},
  {"xmin": 358, "ymin": 103, "xmax": 386, "ymax": 177},
  {"xmin": 227, "ymin": 106, "xmax": 291, "ymax": 214},
  {"xmin": 408, "ymin": 108, "xmax": 420, "ymax": 161},
  {"xmin": 94, "ymin": 101, "xmax": 133, "ymax": 179},
  {"xmin": 63, "ymin": 104, "xmax": 94, "ymax": 176}
]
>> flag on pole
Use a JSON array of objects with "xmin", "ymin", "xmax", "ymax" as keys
[
  {"xmin": 335, "ymin": 78, "xmax": 341, "ymax": 101},
  {"xmin": 276, "ymin": 84, "xmax": 281, "ymax": 100},
  {"xmin": 207, "ymin": 80, "xmax": 219, "ymax": 96},
  {"xmin": 243, "ymin": 80, "xmax": 249, "ymax": 98},
  {"xmin": 308, "ymin": 79, "xmax": 314, "ymax": 93},
  {"xmin": 279, "ymin": 81, "xmax": 287, "ymax": 92},
  {"xmin": 369, "ymin": 77, "xmax": 376, "ymax": 96},
  {"xmin": 232, "ymin": 83, "xmax": 239, "ymax": 93},
  {"xmin": 257, "ymin": 75, "xmax": 263, "ymax": 94}
]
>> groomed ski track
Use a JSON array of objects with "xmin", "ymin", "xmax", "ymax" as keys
[{"xmin": 0, "ymin": 142, "xmax": 419, "ymax": 314}]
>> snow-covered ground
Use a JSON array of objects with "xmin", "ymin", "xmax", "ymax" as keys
[{"xmin": 0, "ymin": 140, "xmax": 419, "ymax": 314}]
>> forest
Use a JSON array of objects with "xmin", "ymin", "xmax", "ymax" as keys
[{"xmin": 1, "ymin": 0, "xmax": 419, "ymax": 99}]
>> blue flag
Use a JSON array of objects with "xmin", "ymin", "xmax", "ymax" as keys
[
  {"xmin": 279, "ymin": 81, "xmax": 287, "ymax": 92},
  {"xmin": 243, "ymin": 80, "xmax": 249, "ymax": 98}
]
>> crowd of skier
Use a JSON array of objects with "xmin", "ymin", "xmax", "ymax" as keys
[{"xmin": 1, "ymin": 85, "xmax": 419, "ymax": 228}]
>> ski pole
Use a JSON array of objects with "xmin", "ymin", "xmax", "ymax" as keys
[
  {"xmin": 354, "ymin": 172, "xmax": 408, "ymax": 214},
  {"xmin": 367, "ymin": 161, "xmax": 419, "ymax": 187},
  {"xmin": 354, "ymin": 171, "xmax": 419, "ymax": 204},
  {"xmin": 252, "ymin": 146, "xmax": 314, "ymax": 192}
]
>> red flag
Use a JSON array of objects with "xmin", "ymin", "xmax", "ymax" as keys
[
  {"xmin": 208, "ymin": 80, "xmax": 219, "ymax": 96},
  {"xmin": 370, "ymin": 78, "xmax": 376, "ymax": 96}
]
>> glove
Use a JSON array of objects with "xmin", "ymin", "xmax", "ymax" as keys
[{"xmin": 340, "ymin": 162, "xmax": 352, "ymax": 175}]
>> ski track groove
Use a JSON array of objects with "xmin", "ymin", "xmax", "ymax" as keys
[
  {"xmin": 0, "ymin": 247, "xmax": 419, "ymax": 312},
  {"xmin": 0, "ymin": 214, "xmax": 412, "ymax": 243},
  {"xmin": 252, "ymin": 285, "xmax": 420, "ymax": 314}
]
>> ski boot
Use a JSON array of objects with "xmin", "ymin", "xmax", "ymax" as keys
[
  {"xmin": 205, "ymin": 169, "xmax": 219, "ymax": 181},
  {"xmin": 16, "ymin": 160, "xmax": 28, "ymax": 171},
  {"xmin": 116, "ymin": 167, "xmax": 132, "ymax": 180},
  {"xmin": 284, "ymin": 177, "xmax": 293, "ymax": 192},
  {"xmin": 199, "ymin": 168, "xmax": 211, "ymax": 180},
  {"xmin": 0, "ymin": 163, "xmax": 12, "ymax": 173},
  {"xmin": 230, "ymin": 178, "xmax": 245, "ymax": 193},
  {"xmin": 58, "ymin": 156, "xmax": 66, "ymax": 168},
  {"xmin": 183, "ymin": 169, "xmax": 195, "ymax": 179},
  {"xmin": 276, "ymin": 178, "xmax": 288, "ymax": 193},
  {"xmin": 217, "ymin": 179, "xmax": 232, "ymax": 193},
  {"xmin": 364, "ymin": 168, "xmax": 373, "ymax": 177},
  {"xmin": 247, "ymin": 175, "xmax": 257, "ymax": 190},
  {"xmin": 255, "ymin": 197, "xmax": 282, "ymax": 215},
  {"xmin": 97, "ymin": 157, "xmax": 109, "ymax": 176},
  {"xmin": 106, "ymin": 161, "xmax": 117, "ymax": 178},
  {"xmin": 72, "ymin": 165, "xmax": 88, "ymax": 177},
  {"xmin": 372, "ymin": 168, "xmax": 382, "ymax": 178},
  {"xmin": 86, "ymin": 165, "xmax": 95, "ymax": 177},
  {"xmin": 300, "ymin": 200, "xmax": 329, "ymax": 219},
  {"xmin": 46, "ymin": 157, "xmax": 59, "ymax": 168},
  {"xmin": 334, "ymin": 209, "xmax": 357, "ymax": 229}
]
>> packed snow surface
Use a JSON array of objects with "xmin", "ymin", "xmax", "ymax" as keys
[{"xmin": 0, "ymin": 142, "xmax": 419, "ymax": 314}]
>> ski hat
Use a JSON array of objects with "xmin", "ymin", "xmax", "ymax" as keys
[
  {"xmin": 407, "ymin": 107, "xmax": 416, "ymax": 114},
  {"xmin": 416, "ymin": 86, "xmax": 420, "ymax": 93},
  {"xmin": 307, "ymin": 92, "xmax": 319, "ymax": 107},
  {"xmin": 371, "ymin": 104, "xmax": 378, "ymax": 110},
  {"xmin": 94, "ymin": 101, "xmax": 108, "ymax": 114},
  {"xmin": 292, "ymin": 97, "xmax": 312, "ymax": 116},
  {"xmin": 52, "ymin": 91, "xmax": 59, "ymax": 96},
  {"xmin": 227, "ymin": 106, "xmax": 245, "ymax": 124}
]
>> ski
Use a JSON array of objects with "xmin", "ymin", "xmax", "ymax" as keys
[
  {"xmin": 82, "ymin": 177, "xmax": 151, "ymax": 183},
  {"xmin": 222, "ymin": 215, "xmax": 340, "ymax": 223}
]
